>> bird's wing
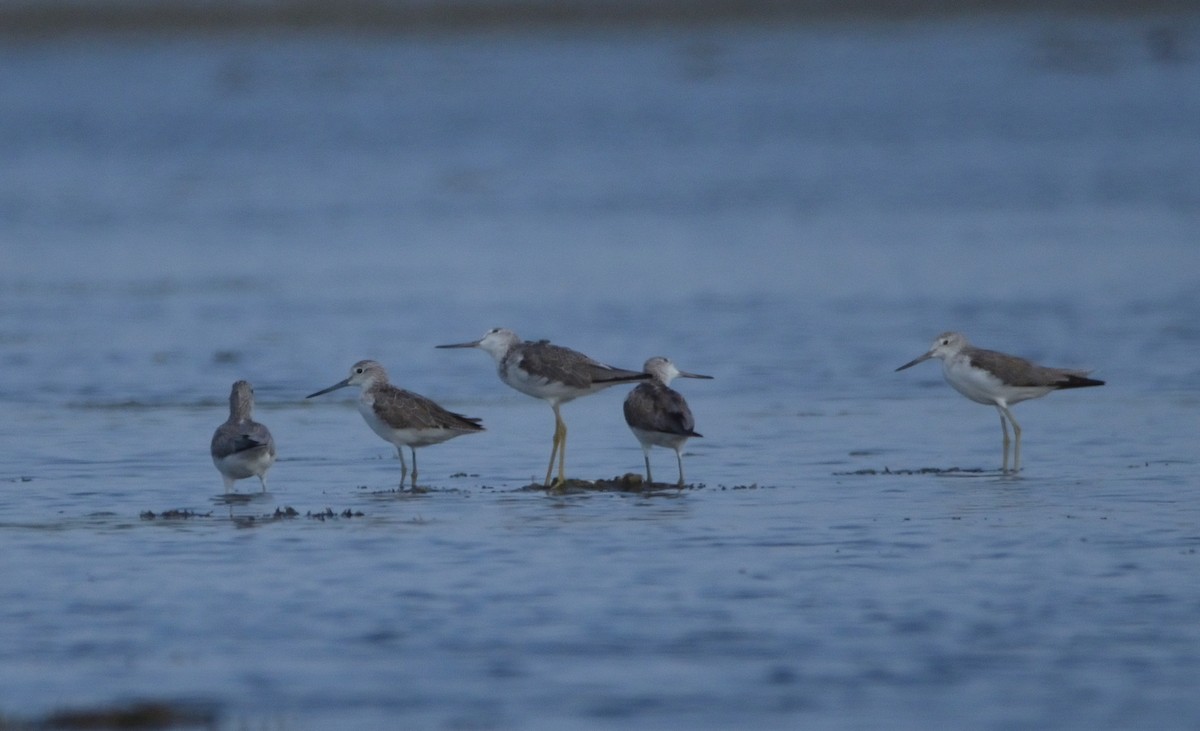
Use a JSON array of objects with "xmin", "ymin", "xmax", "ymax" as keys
[
  {"xmin": 519, "ymin": 342, "xmax": 646, "ymax": 387},
  {"xmin": 212, "ymin": 421, "xmax": 275, "ymax": 459},
  {"xmin": 969, "ymin": 348, "xmax": 1103, "ymax": 389},
  {"xmin": 624, "ymin": 383, "xmax": 699, "ymax": 436},
  {"xmin": 373, "ymin": 387, "xmax": 484, "ymax": 431}
]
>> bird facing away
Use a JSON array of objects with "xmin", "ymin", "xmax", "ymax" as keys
[
  {"xmin": 437, "ymin": 328, "xmax": 651, "ymax": 487},
  {"xmin": 211, "ymin": 380, "xmax": 276, "ymax": 493},
  {"xmin": 895, "ymin": 332, "xmax": 1104, "ymax": 474},
  {"xmin": 305, "ymin": 360, "xmax": 484, "ymax": 489},
  {"xmin": 623, "ymin": 356, "xmax": 713, "ymax": 487}
]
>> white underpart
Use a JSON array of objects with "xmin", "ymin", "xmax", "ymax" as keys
[
  {"xmin": 357, "ymin": 391, "xmax": 463, "ymax": 448},
  {"xmin": 213, "ymin": 448, "xmax": 274, "ymax": 488},
  {"xmin": 942, "ymin": 354, "xmax": 1053, "ymax": 406}
]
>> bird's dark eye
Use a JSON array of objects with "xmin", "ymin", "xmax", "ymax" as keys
[{"xmin": 355, "ymin": 368, "xmax": 363, "ymax": 374}]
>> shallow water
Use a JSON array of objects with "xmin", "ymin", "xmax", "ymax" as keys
[{"xmin": 2, "ymin": 9, "xmax": 1200, "ymax": 729}]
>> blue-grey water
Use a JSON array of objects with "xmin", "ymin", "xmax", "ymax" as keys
[{"xmin": 2, "ymin": 7, "xmax": 1200, "ymax": 729}]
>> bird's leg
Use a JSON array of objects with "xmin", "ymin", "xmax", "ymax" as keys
[
  {"xmin": 544, "ymin": 405, "xmax": 563, "ymax": 487},
  {"xmin": 398, "ymin": 447, "xmax": 409, "ymax": 489},
  {"xmin": 642, "ymin": 448, "xmax": 654, "ymax": 484},
  {"xmin": 1007, "ymin": 407, "xmax": 1023, "ymax": 474},
  {"xmin": 258, "ymin": 475, "xmax": 267, "ymax": 493},
  {"xmin": 410, "ymin": 447, "xmax": 419, "ymax": 490},
  {"xmin": 555, "ymin": 408, "xmax": 568, "ymax": 487},
  {"xmin": 675, "ymin": 448, "xmax": 685, "ymax": 488},
  {"xmin": 543, "ymin": 422, "xmax": 557, "ymax": 487},
  {"xmin": 997, "ymin": 409, "xmax": 1010, "ymax": 474},
  {"xmin": 998, "ymin": 404, "xmax": 1022, "ymax": 474}
]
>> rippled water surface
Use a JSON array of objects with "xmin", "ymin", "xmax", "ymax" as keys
[{"xmin": 2, "ymin": 9, "xmax": 1200, "ymax": 729}]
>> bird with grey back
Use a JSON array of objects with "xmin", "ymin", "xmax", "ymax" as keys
[
  {"xmin": 306, "ymin": 360, "xmax": 484, "ymax": 490},
  {"xmin": 623, "ymin": 356, "xmax": 712, "ymax": 487},
  {"xmin": 437, "ymin": 328, "xmax": 650, "ymax": 488},
  {"xmin": 896, "ymin": 332, "xmax": 1104, "ymax": 474},
  {"xmin": 211, "ymin": 380, "xmax": 276, "ymax": 492}
]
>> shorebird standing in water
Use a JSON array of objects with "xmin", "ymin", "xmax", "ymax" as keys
[
  {"xmin": 896, "ymin": 332, "xmax": 1104, "ymax": 473},
  {"xmin": 211, "ymin": 380, "xmax": 276, "ymax": 492},
  {"xmin": 306, "ymin": 360, "xmax": 484, "ymax": 489},
  {"xmin": 437, "ymin": 328, "xmax": 650, "ymax": 487},
  {"xmin": 623, "ymin": 356, "xmax": 712, "ymax": 487}
]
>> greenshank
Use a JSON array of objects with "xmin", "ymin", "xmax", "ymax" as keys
[
  {"xmin": 437, "ymin": 328, "xmax": 649, "ymax": 487},
  {"xmin": 623, "ymin": 356, "xmax": 712, "ymax": 487},
  {"xmin": 211, "ymin": 380, "xmax": 276, "ymax": 492},
  {"xmin": 306, "ymin": 360, "xmax": 484, "ymax": 489},
  {"xmin": 896, "ymin": 332, "xmax": 1104, "ymax": 473}
]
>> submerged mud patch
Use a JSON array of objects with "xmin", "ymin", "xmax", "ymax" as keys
[
  {"xmin": 4, "ymin": 699, "xmax": 218, "ymax": 729},
  {"xmin": 513, "ymin": 474, "xmax": 707, "ymax": 493},
  {"xmin": 834, "ymin": 467, "xmax": 991, "ymax": 476},
  {"xmin": 140, "ymin": 506, "xmax": 364, "ymax": 522}
]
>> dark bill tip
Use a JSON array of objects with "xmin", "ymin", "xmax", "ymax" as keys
[
  {"xmin": 305, "ymin": 380, "xmax": 350, "ymax": 399},
  {"xmin": 895, "ymin": 352, "xmax": 932, "ymax": 372}
]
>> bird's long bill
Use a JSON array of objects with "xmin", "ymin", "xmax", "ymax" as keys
[
  {"xmin": 435, "ymin": 340, "xmax": 479, "ymax": 349},
  {"xmin": 895, "ymin": 351, "xmax": 934, "ymax": 372},
  {"xmin": 680, "ymin": 371, "xmax": 714, "ymax": 380},
  {"xmin": 305, "ymin": 378, "xmax": 351, "ymax": 399}
]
